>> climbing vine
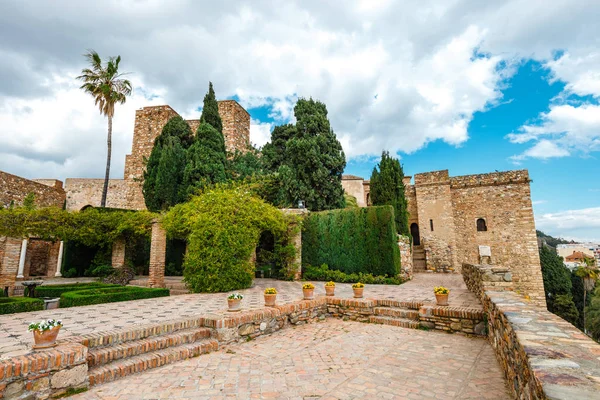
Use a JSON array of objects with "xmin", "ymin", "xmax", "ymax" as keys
[{"xmin": 162, "ymin": 185, "xmax": 298, "ymax": 292}]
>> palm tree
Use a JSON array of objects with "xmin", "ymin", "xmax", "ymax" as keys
[
  {"xmin": 77, "ymin": 50, "xmax": 132, "ymax": 207},
  {"xmin": 575, "ymin": 257, "xmax": 599, "ymax": 335}
]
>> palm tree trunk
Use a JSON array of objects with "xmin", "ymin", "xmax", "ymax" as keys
[{"xmin": 101, "ymin": 115, "xmax": 113, "ymax": 207}]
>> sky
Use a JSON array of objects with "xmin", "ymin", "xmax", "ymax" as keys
[{"xmin": 0, "ymin": 0, "xmax": 598, "ymax": 241}]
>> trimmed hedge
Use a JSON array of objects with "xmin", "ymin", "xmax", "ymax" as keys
[
  {"xmin": 303, "ymin": 264, "xmax": 403, "ymax": 285},
  {"xmin": 34, "ymin": 282, "xmax": 120, "ymax": 298},
  {"xmin": 302, "ymin": 206, "xmax": 400, "ymax": 276},
  {"xmin": 60, "ymin": 286, "xmax": 170, "ymax": 308},
  {"xmin": 0, "ymin": 297, "xmax": 44, "ymax": 315}
]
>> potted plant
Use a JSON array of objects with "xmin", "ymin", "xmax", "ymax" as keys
[
  {"xmin": 264, "ymin": 288, "xmax": 277, "ymax": 307},
  {"xmin": 352, "ymin": 282, "xmax": 364, "ymax": 298},
  {"xmin": 227, "ymin": 293, "xmax": 243, "ymax": 312},
  {"xmin": 325, "ymin": 281, "xmax": 336, "ymax": 296},
  {"xmin": 302, "ymin": 283, "xmax": 315, "ymax": 300},
  {"xmin": 29, "ymin": 319, "xmax": 63, "ymax": 349},
  {"xmin": 434, "ymin": 286, "xmax": 450, "ymax": 306}
]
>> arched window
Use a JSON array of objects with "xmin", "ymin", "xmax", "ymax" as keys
[{"xmin": 477, "ymin": 218, "xmax": 487, "ymax": 232}]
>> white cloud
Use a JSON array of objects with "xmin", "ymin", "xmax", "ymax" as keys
[
  {"xmin": 532, "ymin": 200, "xmax": 547, "ymax": 205},
  {"xmin": 536, "ymin": 207, "xmax": 600, "ymax": 242},
  {"xmin": 249, "ymin": 119, "xmax": 273, "ymax": 148},
  {"xmin": 1, "ymin": 0, "xmax": 600, "ymax": 178},
  {"xmin": 508, "ymin": 104, "xmax": 600, "ymax": 162}
]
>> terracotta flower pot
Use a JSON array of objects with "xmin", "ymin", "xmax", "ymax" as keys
[
  {"xmin": 303, "ymin": 288, "xmax": 315, "ymax": 300},
  {"xmin": 435, "ymin": 293, "xmax": 449, "ymax": 306},
  {"xmin": 325, "ymin": 286, "xmax": 335, "ymax": 296},
  {"xmin": 264, "ymin": 294, "xmax": 277, "ymax": 307},
  {"xmin": 32, "ymin": 326, "xmax": 61, "ymax": 349},
  {"xmin": 227, "ymin": 298, "xmax": 242, "ymax": 312},
  {"xmin": 353, "ymin": 288, "xmax": 364, "ymax": 298}
]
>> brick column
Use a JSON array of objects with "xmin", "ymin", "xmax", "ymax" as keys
[
  {"xmin": 1, "ymin": 237, "xmax": 23, "ymax": 295},
  {"xmin": 148, "ymin": 221, "xmax": 166, "ymax": 288},
  {"xmin": 111, "ymin": 237, "xmax": 126, "ymax": 269}
]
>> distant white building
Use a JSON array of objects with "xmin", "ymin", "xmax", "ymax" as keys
[{"xmin": 557, "ymin": 243, "xmax": 600, "ymax": 269}]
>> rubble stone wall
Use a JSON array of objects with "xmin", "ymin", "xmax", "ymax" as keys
[{"xmin": 0, "ymin": 170, "xmax": 65, "ymax": 208}]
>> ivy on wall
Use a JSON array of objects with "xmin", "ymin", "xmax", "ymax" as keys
[
  {"xmin": 162, "ymin": 185, "xmax": 298, "ymax": 292},
  {"xmin": 0, "ymin": 206, "xmax": 155, "ymax": 245}
]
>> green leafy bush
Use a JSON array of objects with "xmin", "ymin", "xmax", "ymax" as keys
[
  {"xmin": 34, "ymin": 282, "xmax": 119, "ymax": 298},
  {"xmin": 84, "ymin": 265, "xmax": 115, "ymax": 277},
  {"xmin": 303, "ymin": 264, "xmax": 403, "ymax": 285},
  {"xmin": 60, "ymin": 286, "xmax": 169, "ymax": 308},
  {"xmin": 62, "ymin": 268, "xmax": 78, "ymax": 278},
  {"xmin": 162, "ymin": 186, "xmax": 296, "ymax": 293},
  {"xmin": 302, "ymin": 206, "xmax": 400, "ymax": 277},
  {"xmin": 0, "ymin": 297, "xmax": 44, "ymax": 314}
]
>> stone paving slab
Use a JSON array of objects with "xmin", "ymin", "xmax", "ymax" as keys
[
  {"xmin": 73, "ymin": 319, "xmax": 509, "ymax": 400},
  {"xmin": 0, "ymin": 274, "xmax": 479, "ymax": 359}
]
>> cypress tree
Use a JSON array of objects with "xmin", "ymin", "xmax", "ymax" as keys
[
  {"xmin": 369, "ymin": 151, "xmax": 409, "ymax": 236},
  {"xmin": 200, "ymin": 82, "xmax": 223, "ymax": 134},
  {"xmin": 143, "ymin": 116, "xmax": 193, "ymax": 211},
  {"xmin": 269, "ymin": 98, "xmax": 346, "ymax": 211},
  {"xmin": 262, "ymin": 124, "xmax": 295, "ymax": 171},
  {"xmin": 182, "ymin": 122, "xmax": 228, "ymax": 197}
]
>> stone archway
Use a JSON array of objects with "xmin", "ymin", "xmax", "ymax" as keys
[{"xmin": 410, "ymin": 223, "xmax": 421, "ymax": 246}]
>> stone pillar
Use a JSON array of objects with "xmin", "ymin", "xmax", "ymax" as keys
[
  {"xmin": 17, "ymin": 238, "xmax": 27, "ymax": 279},
  {"xmin": 55, "ymin": 241, "xmax": 64, "ymax": 277},
  {"xmin": 148, "ymin": 221, "xmax": 166, "ymax": 288},
  {"xmin": 111, "ymin": 237, "xmax": 126, "ymax": 269},
  {"xmin": 1, "ymin": 238, "xmax": 23, "ymax": 295}
]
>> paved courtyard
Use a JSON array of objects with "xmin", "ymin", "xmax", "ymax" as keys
[
  {"xmin": 0, "ymin": 274, "xmax": 480, "ymax": 359},
  {"xmin": 73, "ymin": 319, "xmax": 510, "ymax": 400}
]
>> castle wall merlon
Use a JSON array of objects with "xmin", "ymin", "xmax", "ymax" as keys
[
  {"xmin": 413, "ymin": 170, "xmax": 450, "ymax": 185},
  {"xmin": 450, "ymin": 170, "xmax": 530, "ymax": 188}
]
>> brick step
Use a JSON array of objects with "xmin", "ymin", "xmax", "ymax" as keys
[
  {"xmin": 373, "ymin": 307, "xmax": 419, "ymax": 320},
  {"xmin": 375, "ymin": 300, "xmax": 424, "ymax": 310},
  {"xmin": 88, "ymin": 339, "xmax": 218, "ymax": 386},
  {"xmin": 87, "ymin": 328, "xmax": 211, "ymax": 368},
  {"xmin": 369, "ymin": 316, "xmax": 420, "ymax": 329}
]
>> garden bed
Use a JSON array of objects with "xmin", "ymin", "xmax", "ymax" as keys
[
  {"xmin": 0, "ymin": 297, "xmax": 44, "ymax": 315},
  {"xmin": 34, "ymin": 282, "xmax": 120, "ymax": 298},
  {"xmin": 60, "ymin": 286, "xmax": 170, "ymax": 308}
]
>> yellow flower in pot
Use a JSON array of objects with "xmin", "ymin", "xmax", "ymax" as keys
[
  {"xmin": 352, "ymin": 282, "xmax": 365, "ymax": 298},
  {"xmin": 434, "ymin": 286, "xmax": 450, "ymax": 306},
  {"xmin": 302, "ymin": 282, "xmax": 315, "ymax": 300},
  {"xmin": 324, "ymin": 281, "xmax": 336, "ymax": 296},
  {"xmin": 264, "ymin": 288, "xmax": 277, "ymax": 307}
]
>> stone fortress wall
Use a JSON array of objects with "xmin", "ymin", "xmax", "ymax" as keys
[
  {"xmin": 65, "ymin": 100, "xmax": 250, "ymax": 211},
  {"xmin": 0, "ymin": 171, "xmax": 65, "ymax": 208},
  {"xmin": 342, "ymin": 168, "xmax": 546, "ymax": 306}
]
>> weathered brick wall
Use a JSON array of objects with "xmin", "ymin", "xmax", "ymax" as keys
[
  {"xmin": 413, "ymin": 170, "xmax": 458, "ymax": 271},
  {"xmin": 0, "ymin": 170, "xmax": 65, "ymax": 208},
  {"xmin": 451, "ymin": 170, "xmax": 545, "ymax": 305},
  {"xmin": 64, "ymin": 179, "xmax": 130, "ymax": 211},
  {"xmin": 461, "ymin": 263, "xmax": 513, "ymax": 301},
  {"xmin": 398, "ymin": 235, "xmax": 412, "ymax": 280},
  {"xmin": 218, "ymin": 100, "xmax": 250, "ymax": 153},
  {"xmin": 0, "ymin": 238, "xmax": 21, "ymax": 294},
  {"xmin": 24, "ymin": 239, "xmax": 51, "ymax": 276}
]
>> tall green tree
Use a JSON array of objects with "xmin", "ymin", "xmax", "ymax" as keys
[
  {"xmin": 266, "ymin": 98, "xmax": 346, "ymax": 211},
  {"xmin": 575, "ymin": 261, "xmax": 599, "ymax": 334},
  {"xmin": 539, "ymin": 245, "xmax": 580, "ymax": 324},
  {"xmin": 77, "ymin": 50, "xmax": 132, "ymax": 207},
  {"xmin": 262, "ymin": 124, "xmax": 296, "ymax": 171},
  {"xmin": 227, "ymin": 147, "xmax": 265, "ymax": 180},
  {"xmin": 586, "ymin": 286, "xmax": 600, "ymax": 341},
  {"xmin": 143, "ymin": 116, "xmax": 193, "ymax": 211},
  {"xmin": 200, "ymin": 82, "xmax": 223, "ymax": 134},
  {"xmin": 369, "ymin": 151, "xmax": 409, "ymax": 236},
  {"xmin": 182, "ymin": 123, "xmax": 228, "ymax": 197}
]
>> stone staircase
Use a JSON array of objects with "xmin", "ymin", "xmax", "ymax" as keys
[
  {"xmin": 369, "ymin": 301, "xmax": 421, "ymax": 329},
  {"xmin": 129, "ymin": 277, "xmax": 190, "ymax": 295},
  {"xmin": 86, "ymin": 325, "xmax": 218, "ymax": 386},
  {"xmin": 413, "ymin": 245, "xmax": 427, "ymax": 272}
]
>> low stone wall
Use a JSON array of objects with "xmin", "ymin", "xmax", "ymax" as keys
[
  {"xmin": 418, "ymin": 305, "xmax": 486, "ymax": 335},
  {"xmin": 0, "ymin": 343, "xmax": 88, "ymax": 399},
  {"xmin": 462, "ymin": 263, "xmax": 513, "ymax": 300},
  {"xmin": 398, "ymin": 235, "xmax": 413, "ymax": 280},
  {"xmin": 463, "ymin": 263, "xmax": 600, "ymax": 399}
]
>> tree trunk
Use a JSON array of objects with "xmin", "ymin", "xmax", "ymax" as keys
[{"xmin": 101, "ymin": 115, "xmax": 113, "ymax": 207}]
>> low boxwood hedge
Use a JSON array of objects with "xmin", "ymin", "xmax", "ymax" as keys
[
  {"xmin": 0, "ymin": 297, "xmax": 44, "ymax": 315},
  {"xmin": 34, "ymin": 282, "xmax": 119, "ymax": 298},
  {"xmin": 60, "ymin": 286, "xmax": 170, "ymax": 308}
]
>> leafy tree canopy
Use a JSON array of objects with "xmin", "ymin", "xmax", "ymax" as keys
[
  {"xmin": 161, "ymin": 185, "xmax": 297, "ymax": 292},
  {"xmin": 265, "ymin": 98, "xmax": 346, "ymax": 211},
  {"xmin": 369, "ymin": 151, "xmax": 409, "ymax": 236},
  {"xmin": 143, "ymin": 116, "xmax": 193, "ymax": 211}
]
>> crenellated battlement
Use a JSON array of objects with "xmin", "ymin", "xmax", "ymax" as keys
[{"xmin": 450, "ymin": 169, "xmax": 530, "ymax": 188}]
